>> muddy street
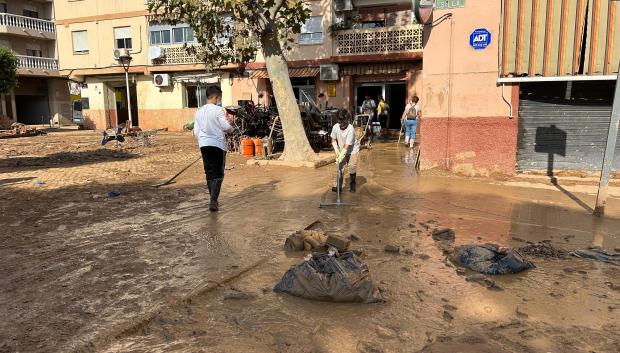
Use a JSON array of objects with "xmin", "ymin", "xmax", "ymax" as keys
[{"xmin": 1, "ymin": 132, "xmax": 619, "ymax": 353}]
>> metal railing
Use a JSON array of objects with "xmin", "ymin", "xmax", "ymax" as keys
[
  {"xmin": 16, "ymin": 55, "xmax": 58, "ymax": 71},
  {"xmin": 155, "ymin": 44, "xmax": 233, "ymax": 65},
  {"xmin": 0, "ymin": 13, "xmax": 55, "ymax": 33},
  {"xmin": 335, "ymin": 24, "xmax": 423, "ymax": 55}
]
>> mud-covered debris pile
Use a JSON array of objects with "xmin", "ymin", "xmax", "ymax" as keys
[
  {"xmin": 517, "ymin": 242, "xmax": 568, "ymax": 259},
  {"xmin": 284, "ymin": 230, "xmax": 328, "ymax": 251},
  {"xmin": 274, "ymin": 251, "xmax": 383, "ymax": 303},
  {"xmin": 452, "ymin": 244, "xmax": 535, "ymax": 275},
  {"xmin": 570, "ymin": 247, "xmax": 620, "ymax": 265}
]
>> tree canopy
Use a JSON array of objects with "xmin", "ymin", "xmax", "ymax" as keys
[
  {"xmin": 147, "ymin": 0, "xmax": 310, "ymax": 69},
  {"xmin": 0, "ymin": 47, "xmax": 18, "ymax": 94}
]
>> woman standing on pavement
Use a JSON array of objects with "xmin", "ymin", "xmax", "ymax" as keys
[{"xmin": 402, "ymin": 96, "xmax": 421, "ymax": 149}]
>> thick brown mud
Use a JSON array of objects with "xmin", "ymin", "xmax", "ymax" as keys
[{"xmin": 1, "ymin": 135, "xmax": 619, "ymax": 353}]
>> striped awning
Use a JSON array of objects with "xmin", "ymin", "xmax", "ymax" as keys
[
  {"xmin": 500, "ymin": 0, "xmax": 620, "ymax": 78},
  {"xmin": 248, "ymin": 67, "xmax": 319, "ymax": 79}
]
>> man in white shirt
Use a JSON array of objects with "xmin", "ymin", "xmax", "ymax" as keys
[
  {"xmin": 193, "ymin": 86, "xmax": 234, "ymax": 212},
  {"xmin": 331, "ymin": 112, "xmax": 360, "ymax": 193}
]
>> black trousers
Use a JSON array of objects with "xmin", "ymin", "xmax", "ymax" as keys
[{"xmin": 200, "ymin": 146, "xmax": 226, "ymax": 180}]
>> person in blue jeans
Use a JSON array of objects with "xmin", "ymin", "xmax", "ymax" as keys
[{"xmin": 402, "ymin": 96, "xmax": 420, "ymax": 148}]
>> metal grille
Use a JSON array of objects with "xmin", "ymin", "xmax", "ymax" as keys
[
  {"xmin": 516, "ymin": 99, "xmax": 619, "ymax": 172},
  {"xmin": 336, "ymin": 24, "xmax": 423, "ymax": 55}
]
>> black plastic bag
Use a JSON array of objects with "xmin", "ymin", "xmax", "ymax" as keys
[
  {"xmin": 274, "ymin": 252, "xmax": 382, "ymax": 303},
  {"xmin": 452, "ymin": 244, "xmax": 534, "ymax": 275}
]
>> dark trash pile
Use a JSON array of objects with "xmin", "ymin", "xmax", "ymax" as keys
[
  {"xmin": 452, "ymin": 244, "xmax": 535, "ymax": 275},
  {"xmin": 274, "ymin": 251, "xmax": 383, "ymax": 303}
]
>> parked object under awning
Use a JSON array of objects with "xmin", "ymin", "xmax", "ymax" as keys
[{"xmin": 248, "ymin": 67, "xmax": 319, "ymax": 79}]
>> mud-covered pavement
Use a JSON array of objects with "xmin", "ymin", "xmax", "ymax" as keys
[{"xmin": 1, "ymin": 132, "xmax": 619, "ymax": 353}]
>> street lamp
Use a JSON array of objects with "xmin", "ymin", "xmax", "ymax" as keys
[{"xmin": 117, "ymin": 52, "xmax": 133, "ymax": 129}]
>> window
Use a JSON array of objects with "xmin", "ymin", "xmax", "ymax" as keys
[
  {"xmin": 72, "ymin": 30, "xmax": 89, "ymax": 54},
  {"xmin": 22, "ymin": 5, "xmax": 38, "ymax": 18},
  {"xmin": 299, "ymin": 16, "xmax": 323, "ymax": 45},
  {"xmin": 172, "ymin": 27, "xmax": 194, "ymax": 43},
  {"xmin": 25, "ymin": 43, "xmax": 42, "ymax": 57},
  {"xmin": 150, "ymin": 29, "xmax": 171, "ymax": 45},
  {"xmin": 185, "ymin": 85, "xmax": 207, "ymax": 108},
  {"xmin": 114, "ymin": 26, "xmax": 132, "ymax": 49},
  {"xmin": 0, "ymin": 3, "xmax": 7, "ymax": 13}
]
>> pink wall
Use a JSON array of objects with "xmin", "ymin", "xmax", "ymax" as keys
[{"xmin": 420, "ymin": 0, "xmax": 517, "ymax": 175}]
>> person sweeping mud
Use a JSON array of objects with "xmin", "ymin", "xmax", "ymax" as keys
[
  {"xmin": 193, "ymin": 86, "xmax": 234, "ymax": 212},
  {"xmin": 331, "ymin": 111, "xmax": 360, "ymax": 193}
]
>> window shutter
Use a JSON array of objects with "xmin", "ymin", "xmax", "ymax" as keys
[
  {"xmin": 114, "ymin": 27, "xmax": 131, "ymax": 39},
  {"xmin": 72, "ymin": 31, "xmax": 88, "ymax": 52}
]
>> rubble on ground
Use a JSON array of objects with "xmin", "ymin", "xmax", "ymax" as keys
[
  {"xmin": 451, "ymin": 244, "xmax": 535, "ymax": 275},
  {"xmin": 0, "ymin": 123, "xmax": 47, "ymax": 139}
]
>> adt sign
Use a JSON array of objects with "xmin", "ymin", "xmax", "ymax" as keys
[{"xmin": 469, "ymin": 28, "xmax": 491, "ymax": 50}]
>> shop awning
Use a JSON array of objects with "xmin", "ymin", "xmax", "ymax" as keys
[
  {"xmin": 248, "ymin": 67, "xmax": 319, "ymax": 79},
  {"xmin": 173, "ymin": 73, "xmax": 219, "ymax": 84},
  {"xmin": 500, "ymin": 0, "xmax": 620, "ymax": 78}
]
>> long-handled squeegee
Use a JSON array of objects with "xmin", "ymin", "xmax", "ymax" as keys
[{"xmin": 319, "ymin": 114, "xmax": 372, "ymax": 208}]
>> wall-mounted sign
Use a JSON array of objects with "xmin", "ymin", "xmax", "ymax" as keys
[
  {"xmin": 469, "ymin": 28, "xmax": 491, "ymax": 50},
  {"xmin": 435, "ymin": 0, "xmax": 465, "ymax": 9},
  {"xmin": 327, "ymin": 83, "xmax": 336, "ymax": 97}
]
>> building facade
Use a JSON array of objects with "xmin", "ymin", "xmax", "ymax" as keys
[
  {"xmin": 54, "ymin": 0, "xmax": 620, "ymax": 175},
  {"xmin": 0, "ymin": 0, "xmax": 71, "ymax": 126}
]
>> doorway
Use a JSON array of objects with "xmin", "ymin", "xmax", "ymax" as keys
[
  {"xmin": 15, "ymin": 95, "xmax": 50, "ymax": 125},
  {"xmin": 114, "ymin": 85, "xmax": 138, "ymax": 127},
  {"xmin": 355, "ymin": 85, "xmax": 383, "ymax": 115},
  {"xmin": 385, "ymin": 83, "xmax": 406, "ymax": 130}
]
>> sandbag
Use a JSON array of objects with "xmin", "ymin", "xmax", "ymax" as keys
[
  {"xmin": 452, "ymin": 244, "xmax": 534, "ymax": 275},
  {"xmin": 273, "ymin": 252, "xmax": 382, "ymax": 303}
]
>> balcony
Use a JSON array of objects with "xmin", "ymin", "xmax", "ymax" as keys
[
  {"xmin": 152, "ymin": 45, "xmax": 233, "ymax": 66},
  {"xmin": 16, "ymin": 55, "xmax": 59, "ymax": 76},
  {"xmin": 335, "ymin": 24, "xmax": 422, "ymax": 56},
  {"xmin": 0, "ymin": 13, "xmax": 55, "ymax": 39}
]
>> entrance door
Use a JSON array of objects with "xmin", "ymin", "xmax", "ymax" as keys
[
  {"xmin": 15, "ymin": 95, "xmax": 50, "ymax": 125},
  {"xmin": 516, "ymin": 81, "xmax": 618, "ymax": 173},
  {"xmin": 355, "ymin": 85, "xmax": 383, "ymax": 115},
  {"xmin": 115, "ymin": 86, "xmax": 139, "ymax": 127},
  {"xmin": 385, "ymin": 83, "xmax": 406, "ymax": 130}
]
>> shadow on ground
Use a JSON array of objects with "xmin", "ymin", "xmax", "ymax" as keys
[{"xmin": 0, "ymin": 149, "xmax": 139, "ymax": 173}]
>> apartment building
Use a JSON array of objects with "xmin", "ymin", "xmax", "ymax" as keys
[
  {"xmin": 54, "ymin": 0, "xmax": 620, "ymax": 175},
  {"xmin": 0, "ymin": 0, "xmax": 71, "ymax": 125}
]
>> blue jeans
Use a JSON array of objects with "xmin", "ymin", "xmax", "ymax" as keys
[{"xmin": 404, "ymin": 119, "xmax": 418, "ymax": 141}]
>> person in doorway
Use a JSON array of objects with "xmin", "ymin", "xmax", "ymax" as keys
[
  {"xmin": 331, "ymin": 111, "xmax": 360, "ymax": 193},
  {"xmin": 377, "ymin": 96, "xmax": 390, "ymax": 138},
  {"xmin": 402, "ymin": 96, "xmax": 421, "ymax": 148},
  {"xmin": 193, "ymin": 86, "xmax": 234, "ymax": 212},
  {"xmin": 361, "ymin": 95, "xmax": 377, "ymax": 147}
]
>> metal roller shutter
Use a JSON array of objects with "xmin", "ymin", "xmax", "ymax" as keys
[{"xmin": 517, "ymin": 99, "xmax": 619, "ymax": 172}]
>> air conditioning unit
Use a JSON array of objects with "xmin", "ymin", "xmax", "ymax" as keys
[
  {"xmin": 334, "ymin": 0, "xmax": 352, "ymax": 12},
  {"xmin": 148, "ymin": 46, "xmax": 164, "ymax": 60},
  {"xmin": 320, "ymin": 64, "xmax": 339, "ymax": 81},
  {"xmin": 113, "ymin": 48, "xmax": 130, "ymax": 60},
  {"xmin": 153, "ymin": 73, "xmax": 171, "ymax": 87}
]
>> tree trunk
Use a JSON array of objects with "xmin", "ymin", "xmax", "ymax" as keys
[{"xmin": 261, "ymin": 30, "xmax": 317, "ymax": 162}]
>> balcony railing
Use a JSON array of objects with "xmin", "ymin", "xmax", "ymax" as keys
[
  {"xmin": 335, "ymin": 24, "xmax": 423, "ymax": 55},
  {"xmin": 154, "ymin": 45, "xmax": 233, "ymax": 65},
  {"xmin": 0, "ymin": 13, "xmax": 55, "ymax": 33},
  {"xmin": 16, "ymin": 55, "xmax": 58, "ymax": 71}
]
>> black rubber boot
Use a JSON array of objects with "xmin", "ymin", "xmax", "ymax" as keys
[
  {"xmin": 331, "ymin": 173, "xmax": 343, "ymax": 192},
  {"xmin": 209, "ymin": 178, "xmax": 223, "ymax": 212},
  {"xmin": 349, "ymin": 173, "xmax": 356, "ymax": 192}
]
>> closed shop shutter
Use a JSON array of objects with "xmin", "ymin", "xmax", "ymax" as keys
[{"xmin": 516, "ymin": 99, "xmax": 619, "ymax": 172}]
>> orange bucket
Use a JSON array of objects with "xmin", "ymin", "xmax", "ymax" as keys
[
  {"xmin": 241, "ymin": 138, "xmax": 255, "ymax": 157},
  {"xmin": 254, "ymin": 138, "xmax": 263, "ymax": 157}
]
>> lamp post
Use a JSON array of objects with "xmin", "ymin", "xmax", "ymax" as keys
[{"xmin": 117, "ymin": 52, "xmax": 133, "ymax": 129}]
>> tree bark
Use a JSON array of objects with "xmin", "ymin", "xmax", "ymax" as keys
[{"xmin": 261, "ymin": 29, "xmax": 317, "ymax": 162}]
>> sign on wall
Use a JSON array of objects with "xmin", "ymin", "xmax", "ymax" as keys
[
  {"xmin": 435, "ymin": 0, "xmax": 465, "ymax": 9},
  {"xmin": 327, "ymin": 83, "xmax": 336, "ymax": 97},
  {"xmin": 469, "ymin": 28, "xmax": 491, "ymax": 50}
]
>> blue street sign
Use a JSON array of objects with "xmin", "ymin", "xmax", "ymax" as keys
[{"xmin": 469, "ymin": 28, "xmax": 491, "ymax": 50}]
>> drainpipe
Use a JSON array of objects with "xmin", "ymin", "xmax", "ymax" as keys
[
  {"xmin": 501, "ymin": 83, "xmax": 513, "ymax": 118},
  {"xmin": 445, "ymin": 15, "xmax": 454, "ymax": 170}
]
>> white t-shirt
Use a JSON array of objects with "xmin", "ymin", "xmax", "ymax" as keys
[
  {"xmin": 193, "ymin": 104, "xmax": 233, "ymax": 150},
  {"xmin": 402, "ymin": 103, "xmax": 421, "ymax": 119},
  {"xmin": 331, "ymin": 123, "xmax": 360, "ymax": 154}
]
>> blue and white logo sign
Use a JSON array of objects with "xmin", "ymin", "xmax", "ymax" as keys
[{"xmin": 469, "ymin": 28, "xmax": 491, "ymax": 50}]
